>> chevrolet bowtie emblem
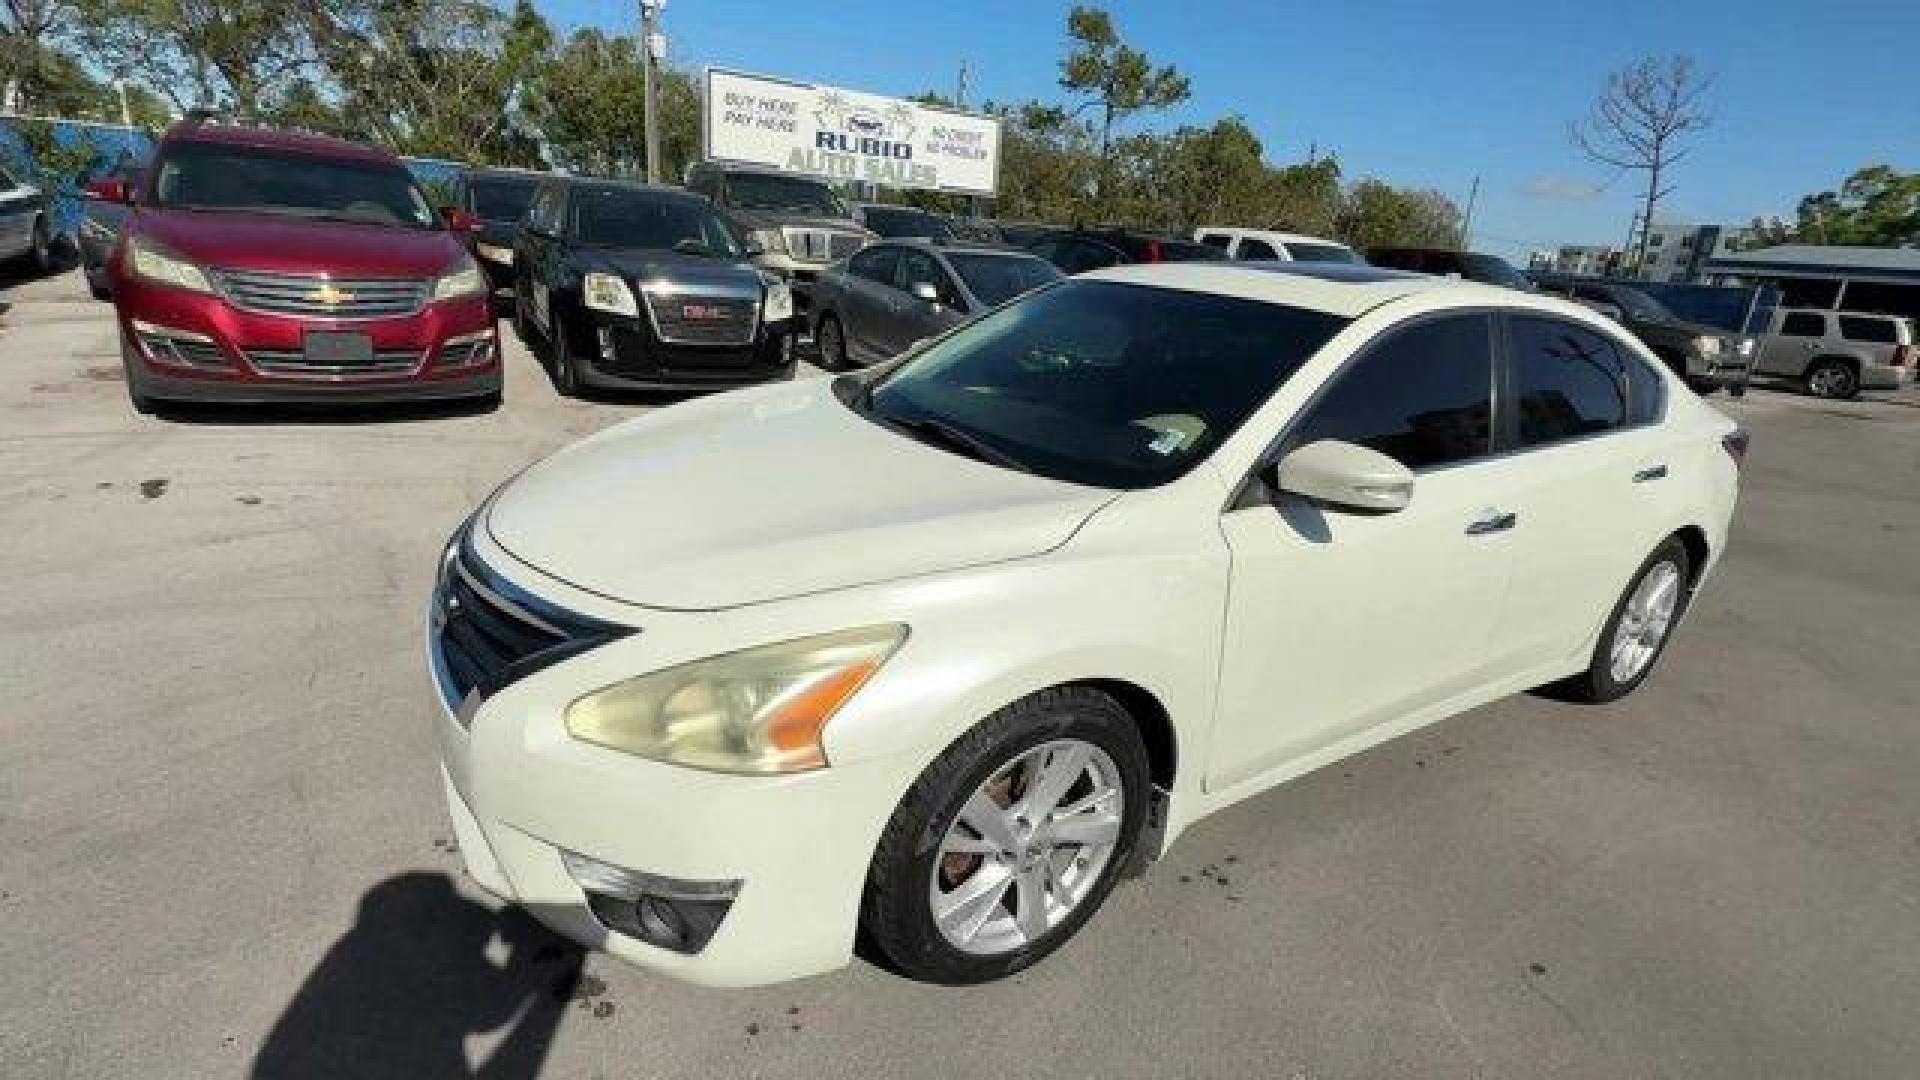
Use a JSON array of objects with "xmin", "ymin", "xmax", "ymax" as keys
[{"xmin": 306, "ymin": 284, "xmax": 355, "ymax": 306}]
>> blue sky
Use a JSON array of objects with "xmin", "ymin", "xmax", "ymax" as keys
[{"xmin": 549, "ymin": 0, "xmax": 1918, "ymax": 260}]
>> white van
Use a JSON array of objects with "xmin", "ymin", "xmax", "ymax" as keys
[{"xmin": 1193, "ymin": 227, "xmax": 1358, "ymax": 264}]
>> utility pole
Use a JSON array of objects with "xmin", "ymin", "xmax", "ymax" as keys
[
  {"xmin": 640, "ymin": 0, "xmax": 666, "ymax": 182},
  {"xmin": 117, "ymin": 81, "xmax": 133, "ymax": 127},
  {"xmin": 1458, "ymin": 174, "xmax": 1480, "ymax": 250},
  {"xmin": 956, "ymin": 61, "xmax": 971, "ymax": 108}
]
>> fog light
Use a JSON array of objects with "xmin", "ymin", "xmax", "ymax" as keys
[{"xmin": 561, "ymin": 849, "xmax": 740, "ymax": 955}]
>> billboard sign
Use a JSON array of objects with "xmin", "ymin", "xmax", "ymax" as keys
[{"xmin": 702, "ymin": 68, "xmax": 1001, "ymax": 197}]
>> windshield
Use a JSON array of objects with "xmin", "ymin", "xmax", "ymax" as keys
[
  {"xmin": 944, "ymin": 252, "xmax": 1062, "ymax": 307},
  {"xmin": 468, "ymin": 174, "xmax": 540, "ymax": 222},
  {"xmin": 1285, "ymin": 242, "xmax": 1358, "ymax": 264},
  {"xmin": 1613, "ymin": 285, "xmax": 1677, "ymax": 323},
  {"xmin": 1459, "ymin": 252, "xmax": 1533, "ymax": 290},
  {"xmin": 570, "ymin": 187, "xmax": 742, "ymax": 257},
  {"xmin": 861, "ymin": 205, "xmax": 954, "ymax": 238},
  {"xmin": 727, "ymin": 172, "xmax": 848, "ymax": 217},
  {"xmin": 152, "ymin": 142, "xmax": 435, "ymax": 229},
  {"xmin": 857, "ymin": 280, "xmax": 1348, "ymax": 489}
]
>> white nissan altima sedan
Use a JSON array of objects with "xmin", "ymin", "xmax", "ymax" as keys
[{"xmin": 429, "ymin": 262, "xmax": 1743, "ymax": 986}]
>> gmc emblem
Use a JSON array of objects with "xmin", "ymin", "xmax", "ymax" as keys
[{"xmin": 681, "ymin": 303, "xmax": 728, "ymax": 320}]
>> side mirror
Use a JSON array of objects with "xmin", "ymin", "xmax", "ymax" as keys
[
  {"xmin": 910, "ymin": 280, "xmax": 941, "ymax": 305},
  {"xmin": 1268, "ymin": 440, "xmax": 1413, "ymax": 513},
  {"xmin": 85, "ymin": 178, "xmax": 130, "ymax": 204},
  {"xmin": 440, "ymin": 207, "xmax": 482, "ymax": 234}
]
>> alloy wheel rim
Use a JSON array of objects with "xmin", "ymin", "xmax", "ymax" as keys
[
  {"xmin": 929, "ymin": 738, "xmax": 1125, "ymax": 956},
  {"xmin": 1610, "ymin": 560, "xmax": 1682, "ymax": 683},
  {"xmin": 1811, "ymin": 366, "xmax": 1851, "ymax": 397}
]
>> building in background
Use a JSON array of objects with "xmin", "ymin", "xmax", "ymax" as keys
[
  {"xmin": 1705, "ymin": 245, "xmax": 1920, "ymax": 321},
  {"xmin": 1529, "ymin": 244, "xmax": 1619, "ymax": 277},
  {"xmin": 1636, "ymin": 221, "xmax": 1739, "ymax": 284}
]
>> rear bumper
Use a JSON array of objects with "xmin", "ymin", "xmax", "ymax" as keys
[{"xmin": 1860, "ymin": 362, "xmax": 1909, "ymax": 392}]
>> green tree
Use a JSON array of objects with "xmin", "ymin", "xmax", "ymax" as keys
[
  {"xmin": 1058, "ymin": 5, "xmax": 1189, "ymax": 202},
  {"xmin": 990, "ymin": 101, "xmax": 1099, "ymax": 223},
  {"xmin": 1792, "ymin": 165, "xmax": 1919, "ymax": 246},
  {"xmin": 75, "ymin": 0, "xmax": 307, "ymax": 117},
  {"xmin": 526, "ymin": 29, "xmax": 696, "ymax": 179},
  {"xmin": 1336, "ymin": 178, "xmax": 1461, "ymax": 250}
]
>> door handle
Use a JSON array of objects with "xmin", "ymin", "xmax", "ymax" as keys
[
  {"xmin": 1633, "ymin": 464, "xmax": 1669, "ymax": 483},
  {"xmin": 1465, "ymin": 510, "xmax": 1517, "ymax": 535}
]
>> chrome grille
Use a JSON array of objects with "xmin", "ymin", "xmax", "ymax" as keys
[
  {"xmin": 215, "ymin": 269, "xmax": 428, "ymax": 319},
  {"xmin": 248, "ymin": 348, "xmax": 422, "ymax": 380},
  {"xmin": 781, "ymin": 227, "xmax": 868, "ymax": 264},
  {"xmin": 642, "ymin": 291, "xmax": 759, "ymax": 346},
  {"xmin": 429, "ymin": 526, "xmax": 632, "ymax": 720}
]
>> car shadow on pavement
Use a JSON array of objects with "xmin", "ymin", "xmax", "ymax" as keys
[
  {"xmin": 253, "ymin": 873, "xmax": 583, "ymax": 1080},
  {"xmin": 150, "ymin": 397, "xmax": 503, "ymax": 426}
]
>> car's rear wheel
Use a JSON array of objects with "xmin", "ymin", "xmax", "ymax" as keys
[
  {"xmin": 816, "ymin": 314, "xmax": 849, "ymax": 370},
  {"xmin": 862, "ymin": 686, "xmax": 1149, "ymax": 984},
  {"xmin": 1559, "ymin": 537, "xmax": 1693, "ymax": 703},
  {"xmin": 1805, "ymin": 358, "xmax": 1858, "ymax": 399}
]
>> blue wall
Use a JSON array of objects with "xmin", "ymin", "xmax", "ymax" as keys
[{"xmin": 0, "ymin": 118, "xmax": 155, "ymax": 235}]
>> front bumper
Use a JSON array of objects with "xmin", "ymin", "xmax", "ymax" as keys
[
  {"xmin": 115, "ymin": 276, "xmax": 500, "ymax": 404},
  {"xmin": 427, "ymin": 538, "xmax": 906, "ymax": 986},
  {"xmin": 579, "ymin": 312, "xmax": 794, "ymax": 390}
]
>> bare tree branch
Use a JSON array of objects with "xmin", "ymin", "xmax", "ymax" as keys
[{"xmin": 1570, "ymin": 55, "xmax": 1713, "ymax": 271}]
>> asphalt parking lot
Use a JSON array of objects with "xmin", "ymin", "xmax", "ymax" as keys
[{"xmin": 3, "ymin": 266, "xmax": 1918, "ymax": 1080}]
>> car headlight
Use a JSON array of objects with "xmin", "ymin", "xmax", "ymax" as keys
[
  {"xmin": 564, "ymin": 624, "xmax": 907, "ymax": 775},
  {"xmin": 763, "ymin": 275, "xmax": 793, "ymax": 322},
  {"xmin": 582, "ymin": 271, "xmax": 638, "ymax": 317},
  {"xmin": 1737, "ymin": 338, "xmax": 1755, "ymax": 358},
  {"xmin": 128, "ymin": 235, "xmax": 212, "ymax": 293},
  {"xmin": 1694, "ymin": 335, "xmax": 1722, "ymax": 356},
  {"xmin": 748, "ymin": 227, "xmax": 788, "ymax": 256},
  {"xmin": 475, "ymin": 242, "xmax": 514, "ymax": 266},
  {"xmin": 432, "ymin": 257, "xmax": 486, "ymax": 301}
]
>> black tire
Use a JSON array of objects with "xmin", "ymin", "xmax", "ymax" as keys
[
  {"xmin": 1804, "ymin": 358, "xmax": 1858, "ymax": 400},
  {"xmin": 548, "ymin": 314, "xmax": 583, "ymax": 397},
  {"xmin": 861, "ymin": 686, "xmax": 1150, "ymax": 985},
  {"xmin": 88, "ymin": 274, "xmax": 112, "ymax": 302},
  {"xmin": 816, "ymin": 314, "xmax": 849, "ymax": 371},
  {"xmin": 29, "ymin": 217, "xmax": 51, "ymax": 274},
  {"xmin": 127, "ymin": 380, "xmax": 156, "ymax": 416},
  {"xmin": 512, "ymin": 291, "xmax": 532, "ymax": 345},
  {"xmin": 1555, "ymin": 537, "xmax": 1693, "ymax": 704}
]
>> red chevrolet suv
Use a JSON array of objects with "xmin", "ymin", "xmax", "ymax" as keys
[{"xmin": 90, "ymin": 120, "xmax": 500, "ymax": 413}]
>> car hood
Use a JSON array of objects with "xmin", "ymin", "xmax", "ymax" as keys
[
  {"xmin": 588, "ymin": 248, "xmax": 765, "ymax": 292},
  {"xmin": 486, "ymin": 380, "xmax": 1115, "ymax": 610},
  {"xmin": 131, "ymin": 208, "xmax": 467, "ymax": 278}
]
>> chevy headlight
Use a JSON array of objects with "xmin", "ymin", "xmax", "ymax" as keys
[
  {"xmin": 763, "ymin": 275, "xmax": 793, "ymax": 322},
  {"xmin": 582, "ymin": 271, "xmax": 638, "ymax": 317},
  {"xmin": 128, "ymin": 235, "xmax": 211, "ymax": 292},
  {"xmin": 748, "ymin": 227, "xmax": 788, "ymax": 256},
  {"xmin": 1694, "ymin": 335, "xmax": 1722, "ymax": 356},
  {"xmin": 476, "ymin": 242, "xmax": 514, "ymax": 266},
  {"xmin": 564, "ymin": 625, "xmax": 907, "ymax": 775},
  {"xmin": 432, "ymin": 256, "xmax": 486, "ymax": 301}
]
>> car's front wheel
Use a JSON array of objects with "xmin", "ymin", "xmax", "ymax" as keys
[
  {"xmin": 816, "ymin": 314, "xmax": 849, "ymax": 370},
  {"xmin": 862, "ymin": 686, "xmax": 1150, "ymax": 984},
  {"xmin": 1805, "ymin": 358, "xmax": 1858, "ymax": 399}
]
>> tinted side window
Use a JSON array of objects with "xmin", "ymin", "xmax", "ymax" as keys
[
  {"xmin": 1508, "ymin": 317, "xmax": 1628, "ymax": 447},
  {"xmin": 1239, "ymin": 238, "xmax": 1280, "ymax": 261},
  {"xmin": 849, "ymin": 246, "xmax": 901, "ymax": 287},
  {"xmin": 1780, "ymin": 310, "xmax": 1827, "ymax": 337},
  {"xmin": 1624, "ymin": 349, "xmax": 1666, "ymax": 426},
  {"xmin": 1290, "ymin": 314, "xmax": 1495, "ymax": 470},
  {"xmin": 896, "ymin": 250, "xmax": 958, "ymax": 305},
  {"xmin": 1057, "ymin": 240, "xmax": 1119, "ymax": 274},
  {"xmin": 1838, "ymin": 315, "xmax": 1896, "ymax": 344},
  {"xmin": 1198, "ymin": 233, "xmax": 1231, "ymax": 249}
]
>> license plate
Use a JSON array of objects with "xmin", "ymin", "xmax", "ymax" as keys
[{"xmin": 304, "ymin": 331, "xmax": 374, "ymax": 367}]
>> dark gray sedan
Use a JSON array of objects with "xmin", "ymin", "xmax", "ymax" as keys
[{"xmin": 810, "ymin": 239, "xmax": 1061, "ymax": 369}]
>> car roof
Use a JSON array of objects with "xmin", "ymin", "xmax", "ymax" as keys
[
  {"xmin": 1083, "ymin": 261, "xmax": 1543, "ymax": 318},
  {"xmin": 556, "ymin": 176, "xmax": 705, "ymax": 199},
  {"xmin": 463, "ymin": 166, "xmax": 548, "ymax": 180},
  {"xmin": 879, "ymin": 237, "xmax": 1044, "ymax": 258},
  {"xmin": 1195, "ymin": 226, "xmax": 1351, "ymax": 248},
  {"xmin": 162, "ymin": 122, "xmax": 398, "ymax": 166}
]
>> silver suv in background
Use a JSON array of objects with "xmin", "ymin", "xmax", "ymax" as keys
[
  {"xmin": 1751, "ymin": 308, "xmax": 1914, "ymax": 399},
  {"xmin": 809, "ymin": 239, "xmax": 1061, "ymax": 369},
  {"xmin": 683, "ymin": 162, "xmax": 875, "ymax": 314}
]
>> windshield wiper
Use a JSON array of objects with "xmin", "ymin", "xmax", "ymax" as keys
[{"xmin": 882, "ymin": 415, "xmax": 1033, "ymax": 474}]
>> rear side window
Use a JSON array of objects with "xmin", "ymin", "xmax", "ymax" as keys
[
  {"xmin": 1837, "ymin": 315, "xmax": 1897, "ymax": 344},
  {"xmin": 1507, "ymin": 317, "xmax": 1628, "ymax": 447},
  {"xmin": 1285, "ymin": 242, "xmax": 1355, "ymax": 263},
  {"xmin": 1780, "ymin": 311, "xmax": 1827, "ymax": 337},
  {"xmin": 1198, "ymin": 233, "xmax": 1231, "ymax": 250},
  {"xmin": 848, "ymin": 246, "xmax": 901, "ymax": 286},
  {"xmin": 1289, "ymin": 314, "xmax": 1495, "ymax": 470},
  {"xmin": 1239, "ymin": 238, "xmax": 1280, "ymax": 261}
]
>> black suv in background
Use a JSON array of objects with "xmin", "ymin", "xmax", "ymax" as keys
[
  {"xmin": 1366, "ymin": 247, "xmax": 1534, "ymax": 291},
  {"xmin": 851, "ymin": 202, "xmax": 955, "ymax": 239},
  {"xmin": 1534, "ymin": 274, "xmax": 1751, "ymax": 394},
  {"xmin": 684, "ymin": 162, "xmax": 875, "ymax": 309},
  {"xmin": 453, "ymin": 167, "xmax": 544, "ymax": 300},
  {"xmin": 1025, "ymin": 228, "xmax": 1225, "ymax": 274},
  {"xmin": 513, "ymin": 176, "xmax": 795, "ymax": 395}
]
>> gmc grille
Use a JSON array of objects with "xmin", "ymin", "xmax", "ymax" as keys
[
  {"xmin": 643, "ymin": 291, "xmax": 759, "ymax": 346},
  {"xmin": 215, "ymin": 269, "xmax": 428, "ymax": 319},
  {"xmin": 430, "ymin": 527, "xmax": 632, "ymax": 720}
]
